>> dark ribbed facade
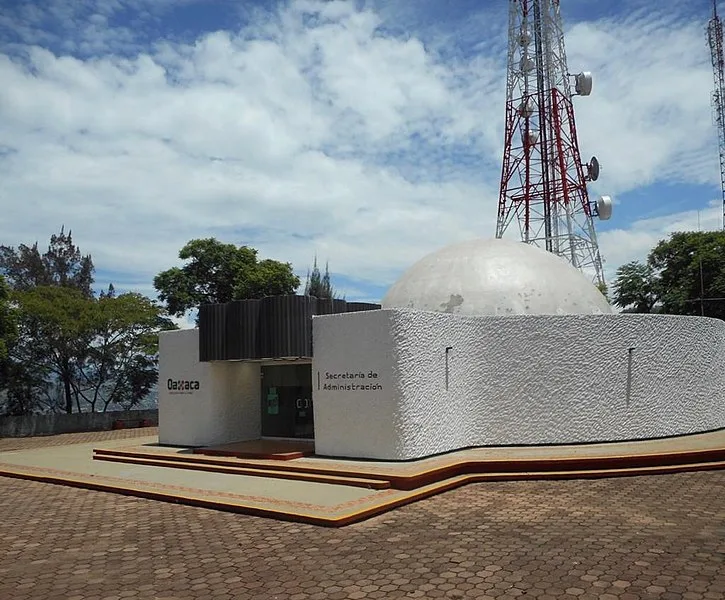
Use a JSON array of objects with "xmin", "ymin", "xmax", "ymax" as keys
[{"xmin": 198, "ymin": 295, "xmax": 380, "ymax": 362}]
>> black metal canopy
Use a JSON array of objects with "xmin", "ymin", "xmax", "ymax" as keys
[{"xmin": 198, "ymin": 295, "xmax": 380, "ymax": 362}]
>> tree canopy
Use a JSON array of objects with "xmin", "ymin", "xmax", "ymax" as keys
[
  {"xmin": 1, "ymin": 229, "xmax": 175, "ymax": 415},
  {"xmin": 0, "ymin": 227, "xmax": 94, "ymax": 297},
  {"xmin": 304, "ymin": 257, "xmax": 338, "ymax": 299},
  {"xmin": 610, "ymin": 261, "xmax": 659, "ymax": 313},
  {"xmin": 0, "ymin": 275, "xmax": 16, "ymax": 375},
  {"xmin": 154, "ymin": 238, "xmax": 300, "ymax": 317},
  {"xmin": 611, "ymin": 230, "xmax": 725, "ymax": 319}
]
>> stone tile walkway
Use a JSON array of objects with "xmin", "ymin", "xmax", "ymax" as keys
[
  {"xmin": 5, "ymin": 428, "xmax": 725, "ymax": 528},
  {"xmin": 2, "ymin": 429, "xmax": 725, "ymax": 598},
  {"xmin": 0, "ymin": 427, "xmax": 158, "ymax": 452},
  {"xmin": 2, "ymin": 461, "xmax": 725, "ymax": 599}
]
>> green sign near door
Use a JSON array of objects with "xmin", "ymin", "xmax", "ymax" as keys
[{"xmin": 266, "ymin": 387, "xmax": 279, "ymax": 415}]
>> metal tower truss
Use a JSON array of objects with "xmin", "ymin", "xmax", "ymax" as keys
[
  {"xmin": 497, "ymin": 0, "xmax": 611, "ymax": 287},
  {"xmin": 708, "ymin": 0, "xmax": 725, "ymax": 229}
]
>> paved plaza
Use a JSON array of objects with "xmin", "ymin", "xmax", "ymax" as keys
[{"xmin": 2, "ymin": 430, "xmax": 725, "ymax": 599}]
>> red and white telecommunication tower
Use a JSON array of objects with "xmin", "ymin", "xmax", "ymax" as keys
[{"xmin": 496, "ymin": 0, "xmax": 612, "ymax": 287}]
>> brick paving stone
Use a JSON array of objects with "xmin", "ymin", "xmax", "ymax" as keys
[
  {"xmin": 0, "ymin": 427, "xmax": 157, "ymax": 452},
  {"xmin": 2, "ymin": 430, "xmax": 725, "ymax": 598}
]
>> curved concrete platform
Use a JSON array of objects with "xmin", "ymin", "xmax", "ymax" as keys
[
  {"xmin": 3, "ymin": 429, "xmax": 725, "ymax": 527},
  {"xmin": 94, "ymin": 429, "xmax": 725, "ymax": 492}
]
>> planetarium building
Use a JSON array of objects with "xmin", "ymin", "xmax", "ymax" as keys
[{"xmin": 159, "ymin": 238, "xmax": 725, "ymax": 460}]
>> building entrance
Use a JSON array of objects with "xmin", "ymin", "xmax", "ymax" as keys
[{"xmin": 260, "ymin": 364, "xmax": 314, "ymax": 439}]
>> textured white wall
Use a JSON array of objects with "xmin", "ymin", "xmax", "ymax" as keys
[
  {"xmin": 312, "ymin": 309, "xmax": 725, "ymax": 460},
  {"xmin": 158, "ymin": 329, "xmax": 261, "ymax": 447},
  {"xmin": 312, "ymin": 310, "xmax": 400, "ymax": 459}
]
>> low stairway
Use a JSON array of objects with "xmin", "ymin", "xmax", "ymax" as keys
[{"xmin": 92, "ymin": 444, "xmax": 725, "ymax": 492}]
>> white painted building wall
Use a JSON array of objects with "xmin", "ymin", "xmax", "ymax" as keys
[
  {"xmin": 158, "ymin": 329, "xmax": 261, "ymax": 447},
  {"xmin": 312, "ymin": 309, "xmax": 725, "ymax": 460}
]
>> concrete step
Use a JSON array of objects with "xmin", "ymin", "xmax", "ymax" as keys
[
  {"xmin": 92, "ymin": 452, "xmax": 391, "ymax": 490},
  {"xmin": 93, "ymin": 444, "xmax": 725, "ymax": 492}
]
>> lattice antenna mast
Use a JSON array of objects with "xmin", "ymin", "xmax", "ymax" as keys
[
  {"xmin": 496, "ymin": 0, "xmax": 612, "ymax": 287},
  {"xmin": 708, "ymin": 0, "xmax": 725, "ymax": 229}
]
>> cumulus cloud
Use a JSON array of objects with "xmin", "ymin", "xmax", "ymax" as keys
[
  {"xmin": 599, "ymin": 200, "xmax": 723, "ymax": 280},
  {"xmin": 0, "ymin": 0, "xmax": 720, "ymax": 306},
  {"xmin": 566, "ymin": 9, "xmax": 717, "ymax": 195}
]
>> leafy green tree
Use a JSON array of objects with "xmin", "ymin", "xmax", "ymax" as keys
[
  {"xmin": 8, "ymin": 286, "xmax": 175, "ymax": 414},
  {"xmin": 610, "ymin": 231, "xmax": 725, "ymax": 318},
  {"xmin": 77, "ymin": 291, "xmax": 176, "ymax": 412},
  {"xmin": 304, "ymin": 257, "xmax": 337, "ymax": 299},
  {"xmin": 0, "ymin": 229, "xmax": 96, "ymax": 414},
  {"xmin": 154, "ymin": 238, "xmax": 300, "ymax": 317},
  {"xmin": 0, "ymin": 275, "xmax": 17, "ymax": 396},
  {"xmin": 0, "ymin": 227, "xmax": 94, "ymax": 297},
  {"xmin": 1, "ymin": 229, "xmax": 176, "ymax": 415},
  {"xmin": 611, "ymin": 261, "xmax": 659, "ymax": 313},
  {"xmin": 648, "ymin": 231, "xmax": 725, "ymax": 319},
  {"xmin": 0, "ymin": 275, "xmax": 14, "ymax": 362},
  {"xmin": 11, "ymin": 286, "xmax": 93, "ymax": 413}
]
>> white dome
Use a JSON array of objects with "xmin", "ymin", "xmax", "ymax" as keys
[{"xmin": 382, "ymin": 238, "xmax": 612, "ymax": 316}]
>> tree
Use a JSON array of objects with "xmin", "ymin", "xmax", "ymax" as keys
[
  {"xmin": 649, "ymin": 231, "xmax": 725, "ymax": 319},
  {"xmin": 11, "ymin": 286, "xmax": 93, "ymax": 414},
  {"xmin": 611, "ymin": 261, "xmax": 659, "ymax": 313},
  {"xmin": 154, "ymin": 238, "xmax": 300, "ymax": 317},
  {"xmin": 0, "ymin": 227, "xmax": 94, "ymax": 297},
  {"xmin": 1, "ymin": 229, "xmax": 176, "ymax": 415},
  {"xmin": 7, "ymin": 286, "xmax": 175, "ymax": 414},
  {"xmin": 0, "ymin": 275, "xmax": 14, "ymax": 362},
  {"xmin": 0, "ymin": 275, "xmax": 17, "ymax": 393},
  {"xmin": 0, "ymin": 229, "xmax": 96, "ymax": 414},
  {"xmin": 304, "ymin": 257, "xmax": 337, "ymax": 299},
  {"xmin": 610, "ymin": 231, "xmax": 725, "ymax": 319},
  {"xmin": 77, "ymin": 291, "xmax": 176, "ymax": 412}
]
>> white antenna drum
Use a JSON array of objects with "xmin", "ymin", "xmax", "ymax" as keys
[
  {"xmin": 596, "ymin": 195, "xmax": 613, "ymax": 220},
  {"xmin": 575, "ymin": 72, "xmax": 593, "ymax": 96}
]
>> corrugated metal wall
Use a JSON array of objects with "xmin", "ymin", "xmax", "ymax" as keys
[
  {"xmin": 198, "ymin": 295, "xmax": 380, "ymax": 361},
  {"xmin": 225, "ymin": 299, "xmax": 260, "ymax": 359}
]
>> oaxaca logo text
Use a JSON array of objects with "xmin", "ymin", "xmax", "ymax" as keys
[{"xmin": 167, "ymin": 378, "xmax": 200, "ymax": 394}]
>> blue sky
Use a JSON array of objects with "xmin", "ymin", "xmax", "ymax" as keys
[{"xmin": 0, "ymin": 0, "xmax": 722, "ymax": 325}]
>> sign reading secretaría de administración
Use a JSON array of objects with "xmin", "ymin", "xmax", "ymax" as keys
[{"xmin": 318, "ymin": 370, "xmax": 383, "ymax": 392}]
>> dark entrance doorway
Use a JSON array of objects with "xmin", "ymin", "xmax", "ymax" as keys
[{"xmin": 260, "ymin": 364, "xmax": 314, "ymax": 439}]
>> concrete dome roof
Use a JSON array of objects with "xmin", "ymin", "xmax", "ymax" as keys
[{"xmin": 382, "ymin": 238, "xmax": 612, "ymax": 316}]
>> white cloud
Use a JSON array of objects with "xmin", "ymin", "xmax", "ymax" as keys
[
  {"xmin": 0, "ymin": 0, "xmax": 721, "ymax": 304},
  {"xmin": 566, "ymin": 11, "xmax": 717, "ymax": 194},
  {"xmin": 599, "ymin": 200, "xmax": 723, "ymax": 282}
]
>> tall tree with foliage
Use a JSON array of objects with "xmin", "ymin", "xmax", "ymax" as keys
[
  {"xmin": 78, "ymin": 288, "xmax": 176, "ymax": 412},
  {"xmin": 0, "ymin": 229, "xmax": 96, "ymax": 414},
  {"xmin": 0, "ymin": 227, "xmax": 94, "ymax": 297},
  {"xmin": 8, "ymin": 286, "xmax": 175, "ymax": 414},
  {"xmin": 304, "ymin": 257, "xmax": 337, "ymax": 299},
  {"xmin": 11, "ymin": 286, "xmax": 94, "ymax": 413},
  {"xmin": 611, "ymin": 261, "xmax": 659, "ymax": 313},
  {"xmin": 649, "ymin": 230, "xmax": 725, "ymax": 319},
  {"xmin": 610, "ymin": 230, "xmax": 725, "ymax": 319},
  {"xmin": 154, "ymin": 238, "xmax": 300, "ymax": 317},
  {"xmin": 0, "ymin": 275, "xmax": 17, "ymax": 390},
  {"xmin": 1, "ymin": 229, "xmax": 176, "ymax": 415}
]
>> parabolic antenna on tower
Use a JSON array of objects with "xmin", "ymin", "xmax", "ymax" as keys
[{"xmin": 495, "ymin": 0, "xmax": 612, "ymax": 288}]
